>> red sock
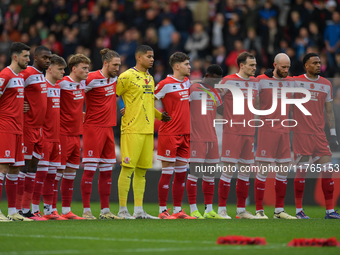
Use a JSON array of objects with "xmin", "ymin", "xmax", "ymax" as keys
[
  {"xmin": 22, "ymin": 173, "xmax": 36, "ymax": 210},
  {"xmin": 43, "ymin": 172, "xmax": 56, "ymax": 205},
  {"xmin": 15, "ymin": 172, "xmax": 25, "ymax": 210},
  {"xmin": 0, "ymin": 173, "xmax": 4, "ymax": 204},
  {"xmin": 53, "ymin": 173, "xmax": 62, "ymax": 209},
  {"xmin": 32, "ymin": 169, "xmax": 48, "ymax": 205},
  {"xmin": 186, "ymin": 174, "xmax": 198, "ymax": 205},
  {"xmin": 255, "ymin": 176, "xmax": 266, "ymax": 211},
  {"xmin": 294, "ymin": 169, "xmax": 307, "ymax": 209},
  {"xmin": 98, "ymin": 170, "xmax": 112, "ymax": 209},
  {"xmin": 158, "ymin": 168, "xmax": 173, "ymax": 207},
  {"xmin": 81, "ymin": 170, "xmax": 95, "ymax": 208},
  {"xmin": 236, "ymin": 178, "xmax": 249, "ymax": 208},
  {"xmin": 6, "ymin": 174, "xmax": 18, "ymax": 209},
  {"xmin": 322, "ymin": 178, "xmax": 334, "ymax": 210},
  {"xmin": 218, "ymin": 176, "xmax": 231, "ymax": 207},
  {"xmin": 275, "ymin": 175, "xmax": 287, "ymax": 208},
  {"xmin": 203, "ymin": 176, "xmax": 214, "ymax": 205},
  {"xmin": 61, "ymin": 173, "xmax": 75, "ymax": 208},
  {"xmin": 172, "ymin": 168, "xmax": 187, "ymax": 207}
]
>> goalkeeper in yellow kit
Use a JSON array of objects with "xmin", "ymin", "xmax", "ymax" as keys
[{"xmin": 116, "ymin": 45, "xmax": 170, "ymax": 219}]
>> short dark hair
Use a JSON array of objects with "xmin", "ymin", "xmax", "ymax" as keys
[
  {"xmin": 100, "ymin": 48, "xmax": 120, "ymax": 63},
  {"xmin": 68, "ymin": 54, "xmax": 91, "ymax": 71},
  {"xmin": 9, "ymin": 42, "xmax": 30, "ymax": 58},
  {"xmin": 169, "ymin": 52, "xmax": 190, "ymax": 68},
  {"xmin": 206, "ymin": 64, "xmax": 223, "ymax": 77},
  {"xmin": 135, "ymin": 45, "xmax": 153, "ymax": 55},
  {"xmin": 237, "ymin": 52, "xmax": 255, "ymax": 68},
  {"xmin": 34, "ymin": 45, "xmax": 51, "ymax": 56},
  {"xmin": 302, "ymin": 53, "xmax": 319, "ymax": 66},
  {"xmin": 50, "ymin": 54, "xmax": 67, "ymax": 67}
]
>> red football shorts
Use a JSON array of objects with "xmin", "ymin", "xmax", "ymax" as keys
[
  {"xmin": 293, "ymin": 133, "xmax": 332, "ymax": 163},
  {"xmin": 59, "ymin": 135, "xmax": 81, "ymax": 169},
  {"xmin": 157, "ymin": 134, "xmax": 190, "ymax": 163},
  {"xmin": 82, "ymin": 126, "xmax": 116, "ymax": 164},
  {"xmin": 190, "ymin": 140, "xmax": 219, "ymax": 163},
  {"xmin": 38, "ymin": 141, "xmax": 61, "ymax": 167},
  {"xmin": 221, "ymin": 133, "xmax": 254, "ymax": 164},
  {"xmin": 256, "ymin": 130, "xmax": 291, "ymax": 163},
  {"xmin": 0, "ymin": 132, "xmax": 24, "ymax": 167},
  {"xmin": 23, "ymin": 127, "xmax": 44, "ymax": 160}
]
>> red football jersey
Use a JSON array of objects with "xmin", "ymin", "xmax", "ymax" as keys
[
  {"xmin": 59, "ymin": 76, "xmax": 85, "ymax": 136},
  {"xmin": 0, "ymin": 67, "xmax": 24, "ymax": 134},
  {"xmin": 43, "ymin": 79, "xmax": 60, "ymax": 141},
  {"xmin": 257, "ymin": 74, "xmax": 292, "ymax": 133},
  {"xmin": 154, "ymin": 75, "xmax": 191, "ymax": 135},
  {"xmin": 220, "ymin": 73, "xmax": 258, "ymax": 136},
  {"xmin": 189, "ymin": 82, "xmax": 221, "ymax": 142},
  {"xmin": 292, "ymin": 74, "xmax": 333, "ymax": 135},
  {"xmin": 21, "ymin": 66, "xmax": 47, "ymax": 128},
  {"xmin": 84, "ymin": 70, "xmax": 117, "ymax": 127}
]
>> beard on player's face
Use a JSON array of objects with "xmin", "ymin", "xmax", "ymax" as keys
[{"xmin": 277, "ymin": 68, "xmax": 288, "ymax": 78}]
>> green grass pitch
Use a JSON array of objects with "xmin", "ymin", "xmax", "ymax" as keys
[{"xmin": 0, "ymin": 202, "xmax": 339, "ymax": 255}]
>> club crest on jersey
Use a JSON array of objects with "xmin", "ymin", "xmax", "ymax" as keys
[
  {"xmin": 88, "ymin": 150, "xmax": 93, "ymax": 157},
  {"xmin": 165, "ymin": 150, "xmax": 171, "ymax": 157},
  {"xmin": 261, "ymin": 150, "xmax": 266, "ymax": 156},
  {"xmin": 320, "ymin": 85, "xmax": 325, "ymax": 91},
  {"xmin": 192, "ymin": 150, "xmax": 196, "ymax": 157},
  {"xmin": 0, "ymin": 78, "xmax": 5, "ymax": 87},
  {"xmin": 310, "ymin": 83, "xmax": 315, "ymax": 89},
  {"xmin": 124, "ymin": 157, "xmax": 130, "ymax": 164},
  {"xmin": 4, "ymin": 150, "xmax": 11, "ymax": 157},
  {"xmin": 225, "ymin": 150, "xmax": 230, "ymax": 157},
  {"xmin": 253, "ymin": 83, "xmax": 256, "ymax": 88},
  {"xmin": 279, "ymin": 82, "xmax": 283, "ymax": 87},
  {"xmin": 145, "ymin": 77, "xmax": 151, "ymax": 85}
]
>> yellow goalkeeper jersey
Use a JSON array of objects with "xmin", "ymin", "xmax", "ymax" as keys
[{"xmin": 116, "ymin": 67, "xmax": 155, "ymax": 134}]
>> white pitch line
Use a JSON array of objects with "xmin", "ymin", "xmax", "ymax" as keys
[
  {"xmin": 0, "ymin": 244, "xmax": 287, "ymax": 255},
  {"xmin": 0, "ymin": 233, "xmax": 215, "ymax": 244}
]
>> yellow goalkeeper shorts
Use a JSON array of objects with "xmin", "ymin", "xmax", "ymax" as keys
[{"xmin": 120, "ymin": 134, "xmax": 154, "ymax": 169}]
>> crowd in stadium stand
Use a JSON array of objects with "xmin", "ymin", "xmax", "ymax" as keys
[{"xmin": 2, "ymin": 0, "xmax": 340, "ymax": 136}]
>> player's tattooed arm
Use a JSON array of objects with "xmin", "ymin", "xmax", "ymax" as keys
[{"xmin": 325, "ymin": 101, "xmax": 336, "ymax": 129}]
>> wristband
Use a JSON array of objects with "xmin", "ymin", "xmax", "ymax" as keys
[{"xmin": 330, "ymin": 128, "xmax": 336, "ymax": 136}]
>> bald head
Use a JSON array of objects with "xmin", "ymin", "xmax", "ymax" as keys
[{"xmin": 273, "ymin": 53, "xmax": 290, "ymax": 78}]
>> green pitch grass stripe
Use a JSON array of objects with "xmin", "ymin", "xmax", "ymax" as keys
[{"xmin": 0, "ymin": 244, "xmax": 288, "ymax": 255}]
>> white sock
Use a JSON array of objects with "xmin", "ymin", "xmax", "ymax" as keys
[
  {"xmin": 119, "ymin": 206, "xmax": 127, "ymax": 212},
  {"xmin": 44, "ymin": 204, "xmax": 52, "ymax": 215},
  {"xmin": 62, "ymin": 207, "xmax": 71, "ymax": 215},
  {"xmin": 8, "ymin": 208, "xmax": 16, "ymax": 215},
  {"xmin": 275, "ymin": 208, "xmax": 284, "ymax": 214},
  {"xmin": 52, "ymin": 208, "xmax": 57, "ymax": 212},
  {"xmin": 236, "ymin": 207, "xmax": 246, "ymax": 214},
  {"xmin": 190, "ymin": 204, "xmax": 198, "ymax": 213},
  {"xmin": 159, "ymin": 206, "xmax": 167, "ymax": 214},
  {"xmin": 134, "ymin": 206, "xmax": 143, "ymax": 214},
  {"xmin": 173, "ymin": 206, "xmax": 181, "ymax": 214},
  {"xmin": 218, "ymin": 207, "xmax": 226, "ymax": 214},
  {"xmin": 22, "ymin": 208, "xmax": 30, "ymax": 214},
  {"xmin": 326, "ymin": 209, "xmax": 335, "ymax": 214},
  {"xmin": 101, "ymin": 208, "xmax": 110, "ymax": 214},
  {"xmin": 296, "ymin": 208, "xmax": 303, "ymax": 214},
  {"xmin": 32, "ymin": 204, "xmax": 40, "ymax": 213},
  {"xmin": 83, "ymin": 208, "xmax": 91, "ymax": 214},
  {"xmin": 205, "ymin": 204, "xmax": 213, "ymax": 213}
]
